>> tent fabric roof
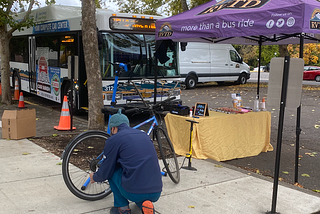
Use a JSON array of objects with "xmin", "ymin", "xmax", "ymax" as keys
[{"xmin": 155, "ymin": 0, "xmax": 320, "ymax": 45}]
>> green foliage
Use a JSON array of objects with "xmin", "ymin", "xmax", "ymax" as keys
[
  {"xmin": 45, "ymin": 0, "xmax": 56, "ymax": 5},
  {"xmin": 117, "ymin": 0, "xmax": 163, "ymax": 15},
  {"xmin": 0, "ymin": 0, "xmax": 37, "ymax": 32},
  {"xmin": 260, "ymin": 45, "xmax": 279, "ymax": 65}
]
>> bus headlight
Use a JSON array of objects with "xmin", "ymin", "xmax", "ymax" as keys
[
  {"xmin": 173, "ymin": 90, "xmax": 181, "ymax": 96},
  {"xmin": 106, "ymin": 93, "xmax": 123, "ymax": 101}
]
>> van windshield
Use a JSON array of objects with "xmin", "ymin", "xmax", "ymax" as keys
[{"xmin": 230, "ymin": 50, "xmax": 242, "ymax": 63}]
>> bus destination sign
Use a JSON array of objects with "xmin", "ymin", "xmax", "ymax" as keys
[{"xmin": 110, "ymin": 17, "xmax": 156, "ymax": 32}]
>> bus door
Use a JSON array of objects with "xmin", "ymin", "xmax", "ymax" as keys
[{"xmin": 28, "ymin": 36, "xmax": 37, "ymax": 92}]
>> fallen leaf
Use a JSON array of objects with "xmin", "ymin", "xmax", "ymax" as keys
[
  {"xmin": 294, "ymin": 183, "xmax": 304, "ymax": 188},
  {"xmin": 74, "ymin": 149, "xmax": 79, "ymax": 152},
  {"xmin": 312, "ymin": 189, "xmax": 320, "ymax": 193},
  {"xmin": 282, "ymin": 171, "xmax": 289, "ymax": 174},
  {"xmin": 188, "ymin": 206, "xmax": 195, "ymax": 208},
  {"xmin": 214, "ymin": 165, "xmax": 223, "ymax": 168},
  {"xmin": 88, "ymin": 146, "xmax": 94, "ymax": 149},
  {"xmin": 299, "ymin": 155, "xmax": 303, "ymax": 158},
  {"xmin": 22, "ymin": 152, "xmax": 30, "ymax": 155},
  {"xmin": 52, "ymin": 134, "xmax": 58, "ymax": 137},
  {"xmin": 56, "ymin": 162, "xmax": 62, "ymax": 165},
  {"xmin": 290, "ymin": 144, "xmax": 294, "ymax": 146},
  {"xmin": 301, "ymin": 174, "xmax": 310, "ymax": 177},
  {"xmin": 314, "ymin": 125, "xmax": 320, "ymax": 129},
  {"xmin": 279, "ymin": 177, "xmax": 283, "ymax": 181},
  {"xmin": 36, "ymin": 118, "xmax": 39, "ymax": 121}
]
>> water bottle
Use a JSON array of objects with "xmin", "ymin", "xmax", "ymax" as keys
[{"xmin": 253, "ymin": 95, "xmax": 260, "ymax": 112}]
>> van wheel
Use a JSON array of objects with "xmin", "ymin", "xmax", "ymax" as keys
[
  {"xmin": 217, "ymin": 81, "xmax": 225, "ymax": 86},
  {"xmin": 186, "ymin": 76, "xmax": 197, "ymax": 89},
  {"xmin": 237, "ymin": 73, "xmax": 247, "ymax": 85}
]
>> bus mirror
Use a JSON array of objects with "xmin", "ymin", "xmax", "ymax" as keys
[
  {"xmin": 68, "ymin": 55, "xmax": 79, "ymax": 80},
  {"xmin": 180, "ymin": 42, "xmax": 187, "ymax": 51}
]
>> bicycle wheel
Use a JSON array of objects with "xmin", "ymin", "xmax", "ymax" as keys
[
  {"xmin": 62, "ymin": 130, "xmax": 112, "ymax": 201},
  {"xmin": 156, "ymin": 127, "xmax": 180, "ymax": 184}
]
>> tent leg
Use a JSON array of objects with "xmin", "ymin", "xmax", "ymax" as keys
[{"xmin": 257, "ymin": 36, "xmax": 262, "ymax": 99}]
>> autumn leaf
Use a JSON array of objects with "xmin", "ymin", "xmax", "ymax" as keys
[
  {"xmin": 312, "ymin": 189, "xmax": 320, "ymax": 193},
  {"xmin": 294, "ymin": 183, "xmax": 304, "ymax": 188},
  {"xmin": 214, "ymin": 165, "xmax": 223, "ymax": 168},
  {"xmin": 282, "ymin": 171, "xmax": 289, "ymax": 174},
  {"xmin": 52, "ymin": 134, "xmax": 58, "ymax": 137},
  {"xmin": 301, "ymin": 174, "xmax": 310, "ymax": 177},
  {"xmin": 188, "ymin": 206, "xmax": 195, "ymax": 208},
  {"xmin": 22, "ymin": 152, "xmax": 30, "ymax": 155},
  {"xmin": 314, "ymin": 125, "xmax": 320, "ymax": 129},
  {"xmin": 56, "ymin": 162, "xmax": 62, "ymax": 165},
  {"xmin": 88, "ymin": 146, "xmax": 94, "ymax": 149}
]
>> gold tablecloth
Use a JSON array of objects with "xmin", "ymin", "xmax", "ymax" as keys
[{"xmin": 164, "ymin": 111, "xmax": 273, "ymax": 161}]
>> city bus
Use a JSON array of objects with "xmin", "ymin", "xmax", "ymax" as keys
[{"xmin": 9, "ymin": 5, "xmax": 180, "ymax": 113}]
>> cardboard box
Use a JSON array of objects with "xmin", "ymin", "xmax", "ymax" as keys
[{"xmin": 2, "ymin": 108, "xmax": 36, "ymax": 139}]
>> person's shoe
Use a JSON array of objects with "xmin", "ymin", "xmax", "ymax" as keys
[
  {"xmin": 110, "ymin": 207, "xmax": 131, "ymax": 214},
  {"xmin": 142, "ymin": 200, "xmax": 154, "ymax": 214}
]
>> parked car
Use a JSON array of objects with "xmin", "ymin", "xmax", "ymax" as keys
[
  {"xmin": 253, "ymin": 66, "xmax": 266, "ymax": 72},
  {"xmin": 303, "ymin": 66, "xmax": 320, "ymax": 82}
]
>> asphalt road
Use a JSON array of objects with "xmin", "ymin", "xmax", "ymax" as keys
[{"xmin": 180, "ymin": 74, "xmax": 320, "ymax": 192}]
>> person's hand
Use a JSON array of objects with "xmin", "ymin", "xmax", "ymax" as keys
[{"xmin": 90, "ymin": 173, "xmax": 95, "ymax": 183}]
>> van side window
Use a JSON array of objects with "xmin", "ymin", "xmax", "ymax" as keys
[{"xmin": 230, "ymin": 50, "xmax": 241, "ymax": 63}]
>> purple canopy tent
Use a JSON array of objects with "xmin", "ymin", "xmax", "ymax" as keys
[
  {"xmin": 156, "ymin": 0, "xmax": 320, "ymax": 44},
  {"xmin": 155, "ymin": 1, "xmax": 320, "ymax": 213},
  {"xmin": 155, "ymin": 0, "xmax": 320, "ymax": 95}
]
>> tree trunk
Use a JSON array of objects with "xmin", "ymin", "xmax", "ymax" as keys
[
  {"xmin": 0, "ymin": 26, "xmax": 12, "ymax": 105},
  {"xmin": 82, "ymin": 0, "xmax": 104, "ymax": 130},
  {"xmin": 181, "ymin": 0, "xmax": 189, "ymax": 12},
  {"xmin": 279, "ymin": 44, "xmax": 288, "ymax": 57}
]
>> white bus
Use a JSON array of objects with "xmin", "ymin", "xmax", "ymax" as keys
[{"xmin": 10, "ymin": 5, "xmax": 180, "ymax": 113}]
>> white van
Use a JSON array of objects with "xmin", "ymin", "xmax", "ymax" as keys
[{"xmin": 179, "ymin": 43, "xmax": 250, "ymax": 89}]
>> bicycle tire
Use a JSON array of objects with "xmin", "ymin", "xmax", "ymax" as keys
[
  {"xmin": 156, "ymin": 127, "xmax": 180, "ymax": 184},
  {"xmin": 62, "ymin": 130, "xmax": 112, "ymax": 201}
]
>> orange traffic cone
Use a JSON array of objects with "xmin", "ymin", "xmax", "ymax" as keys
[
  {"xmin": 54, "ymin": 96, "xmax": 76, "ymax": 130},
  {"xmin": 18, "ymin": 92, "xmax": 25, "ymax": 108},
  {"xmin": 12, "ymin": 79, "xmax": 19, "ymax": 100}
]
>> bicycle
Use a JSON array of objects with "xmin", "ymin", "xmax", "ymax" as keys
[{"xmin": 61, "ymin": 94, "xmax": 180, "ymax": 201}]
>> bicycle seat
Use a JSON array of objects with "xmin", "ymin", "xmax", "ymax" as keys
[{"xmin": 101, "ymin": 106, "xmax": 125, "ymax": 115}]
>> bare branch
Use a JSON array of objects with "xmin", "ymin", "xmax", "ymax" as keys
[{"xmin": 8, "ymin": 0, "xmax": 35, "ymax": 35}]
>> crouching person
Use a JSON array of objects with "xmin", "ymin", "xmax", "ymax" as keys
[{"xmin": 90, "ymin": 109, "xmax": 162, "ymax": 214}]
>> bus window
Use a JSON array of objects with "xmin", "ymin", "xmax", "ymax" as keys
[
  {"xmin": 60, "ymin": 35, "xmax": 77, "ymax": 68},
  {"xmin": 100, "ymin": 33, "xmax": 147, "ymax": 79},
  {"xmin": 145, "ymin": 35, "xmax": 178, "ymax": 77},
  {"xmin": 36, "ymin": 36, "xmax": 59, "ymax": 67},
  {"xmin": 9, "ymin": 37, "xmax": 28, "ymax": 63}
]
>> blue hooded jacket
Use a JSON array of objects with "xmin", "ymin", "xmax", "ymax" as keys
[{"xmin": 93, "ymin": 123, "xmax": 163, "ymax": 194}]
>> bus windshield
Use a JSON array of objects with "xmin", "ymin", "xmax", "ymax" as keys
[{"xmin": 100, "ymin": 33, "xmax": 178, "ymax": 79}]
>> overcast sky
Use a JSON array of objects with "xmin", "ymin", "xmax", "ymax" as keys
[{"xmin": 37, "ymin": 0, "xmax": 118, "ymax": 11}]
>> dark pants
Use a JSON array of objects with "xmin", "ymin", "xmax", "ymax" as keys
[{"xmin": 109, "ymin": 168, "xmax": 161, "ymax": 209}]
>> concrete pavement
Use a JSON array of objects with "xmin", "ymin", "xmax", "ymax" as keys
[{"xmin": 1, "ymin": 138, "xmax": 320, "ymax": 214}]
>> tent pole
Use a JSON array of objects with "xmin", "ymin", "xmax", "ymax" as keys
[
  {"xmin": 295, "ymin": 33, "xmax": 304, "ymax": 183},
  {"xmin": 257, "ymin": 36, "xmax": 262, "ymax": 99}
]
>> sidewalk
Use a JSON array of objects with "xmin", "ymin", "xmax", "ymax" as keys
[
  {"xmin": 1, "ymin": 138, "xmax": 320, "ymax": 214},
  {"xmin": 0, "ymin": 100, "xmax": 320, "ymax": 213}
]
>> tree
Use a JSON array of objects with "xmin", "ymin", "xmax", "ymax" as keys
[
  {"xmin": 117, "ymin": 0, "xmax": 163, "ymax": 15},
  {"xmin": 0, "ymin": 0, "xmax": 37, "ymax": 105},
  {"xmin": 288, "ymin": 43, "xmax": 320, "ymax": 65},
  {"xmin": 81, "ymin": 0, "xmax": 104, "ymax": 130}
]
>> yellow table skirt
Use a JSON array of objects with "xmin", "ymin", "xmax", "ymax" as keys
[{"xmin": 164, "ymin": 111, "xmax": 273, "ymax": 161}]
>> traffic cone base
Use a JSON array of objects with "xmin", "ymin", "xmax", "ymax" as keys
[
  {"xmin": 12, "ymin": 79, "xmax": 19, "ymax": 100},
  {"xmin": 18, "ymin": 92, "xmax": 25, "ymax": 108},
  {"xmin": 54, "ymin": 95, "xmax": 76, "ymax": 131}
]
